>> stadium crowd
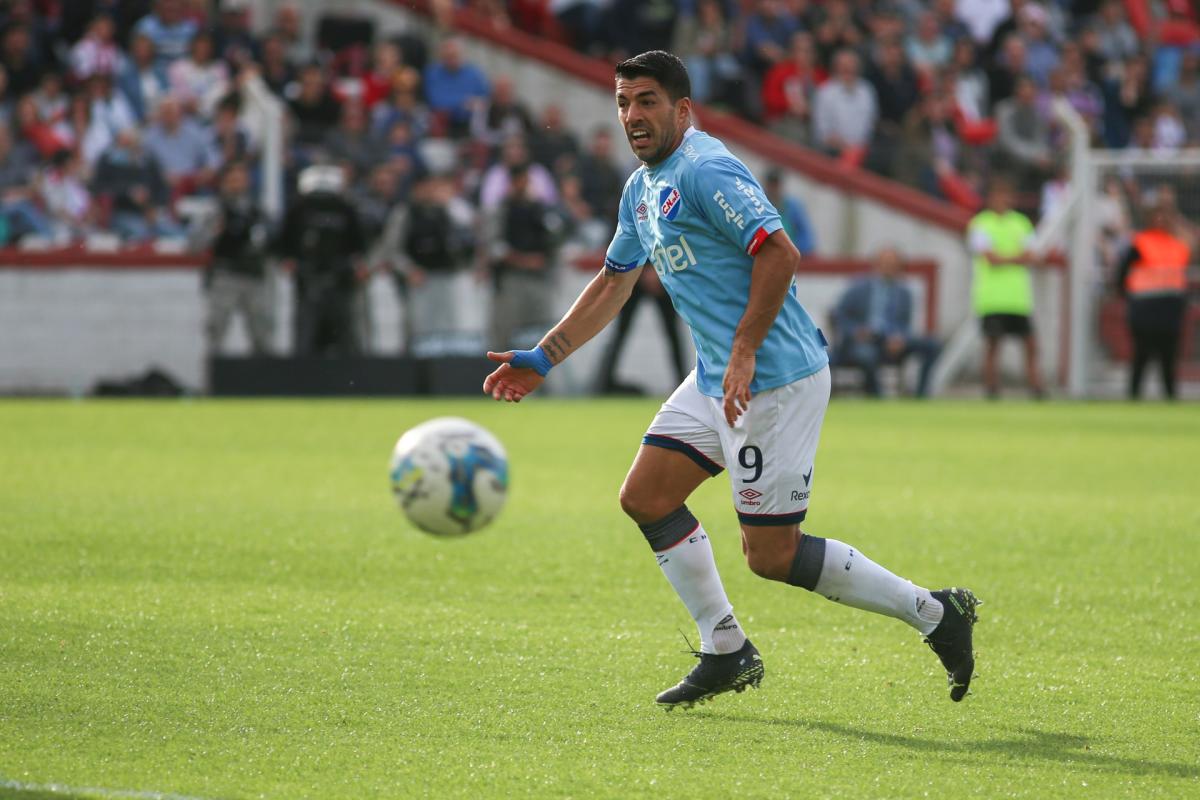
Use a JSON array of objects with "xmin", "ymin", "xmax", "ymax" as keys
[{"xmin": 0, "ymin": 0, "xmax": 1193, "ymax": 378}]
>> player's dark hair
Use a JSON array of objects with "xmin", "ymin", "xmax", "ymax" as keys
[{"xmin": 614, "ymin": 50, "xmax": 691, "ymax": 103}]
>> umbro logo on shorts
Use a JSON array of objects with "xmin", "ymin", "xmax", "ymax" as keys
[{"xmin": 738, "ymin": 488, "xmax": 763, "ymax": 505}]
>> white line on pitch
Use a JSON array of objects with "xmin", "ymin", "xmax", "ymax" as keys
[{"xmin": 0, "ymin": 778, "xmax": 217, "ymax": 800}]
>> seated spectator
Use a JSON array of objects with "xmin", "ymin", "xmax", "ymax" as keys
[
  {"xmin": 117, "ymin": 32, "xmax": 169, "ymax": 123},
  {"xmin": 906, "ymin": 12, "xmax": 952, "ymax": 80},
  {"xmin": 1018, "ymin": 4, "xmax": 1061, "ymax": 88},
  {"xmin": 258, "ymin": 30, "xmax": 296, "ymax": 98},
  {"xmin": 14, "ymin": 94, "xmax": 70, "ymax": 158},
  {"xmin": 423, "ymin": 36, "xmax": 489, "ymax": 137},
  {"xmin": 1101, "ymin": 54, "xmax": 1152, "ymax": 148},
  {"xmin": 32, "ymin": 71, "xmax": 69, "ymax": 127},
  {"xmin": 382, "ymin": 119, "xmax": 426, "ymax": 194},
  {"xmin": 530, "ymin": 103, "xmax": 578, "ymax": 177},
  {"xmin": 672, "ymin": 0, "xmax": 744, "ymax": 107},
  {"xmin": 2, "ymin": 23, "xmax": 44, "ymax": 97},
  {"xmin": 288, "ymin": 63, "xmax": 342, "ymax": 149},
  {"xmin": 931, "ymin": 0, "xmax": 972, "ymax": 44},
  {"xmin": 1151, "ymin": 100, "xmax": 1187, "ymax": 153},
  {"xmin": 39, "ymin": 149, "xmax": 94, "ymax": 243},
  {"xmin": 761, "ymin": 31, "xmax": 825, "ymax": 141},
  {"xmin": 1165, "ymin": 50, "xmax": 1200, "ymax": 142},
  {"xmin": 274, "ymin": 2, "xmax": 313, "ymax": 66},
  {"xmin": 168, "ymin": 30, "xmax": 230, "ymax": 119},
  {"xmin": 744, "ymin": 0, "xmax": 802, "ymax": 79},
  {"xmin": 1092, "ymin": 0, "xmax": 1139, "ymax": 65},
  {"xmin": 213, "ymin": 0, "xmax": 260, "ymax": 70},
  {"xmin": 207, "ymin": 95, "xmax": 254, "ymax": 170},
  {"xmin": 323, "ymin": 102, "xmax": 388, "ymax": 188},
  {"xmin": 988, "ymin": 34, "xmax": 1027, "ymax": 110},
  {"xmin": 133, "ymin": 0, "xmax": 198, "ymax": 69},
  {"xmin": 86, "ymin": 74, "xmax": 138, "ymax": 145},
  {"xmin": 92, "ymin": 128, "xmax": 182, "ymax": 243},
  {"xmin": 70, "ymin": 14, "xmax": 123, "ymax": 82},
  {"xmin": 813, "ymin": 0, "xmax": 865, "ymax": 66},
  {"xmin": 470, "ymin": 75, "xmax": 533, "ymax": 149},
  {"xmin": 605, "ymin": 0, "xmax": 677, "ymax": 57},
  {"xmin": 813, "ymin": 49, "xmax": 878, "ymax": 165},
  {"xmin": 56, "ymin": 91, "xmax": 113, "ymax": 174},
  {"xmin": 479, "ymin": 135, "xmax": 558, "ymax": 211},
  {"xmin": 372, "ymin": 66, "xmax": 431, "ymax": 140},
  {"xmin": 577, "ymin": 127, "xmax": 624, "ymax": 229},
  {"xmin": 948, "ymin": 38, "xmax": 989, "ymax": 126},
  {"xmin": 356, "ymin": 40, "xmax": 404, "ymax": 109},
  {"xmin": 866, "ymin": 38, "xmax": 919, "ymax": 175},
  {"xmin": 143, "ymin": 96, "xmax": 216, "ymax": 194},
  {"xmin": 995, "ymin": 76, "xmax": 1054, "ymax": 193},
  {"xmin": 763, "ymin": 168, "xmax": 816, "ymax": 256},
  {"xmin": 833, "ymin": 247, "xmax": 940, "ymax": 397},
  {"xmin": 0, "ymin": 125, "xmax": 53, "ymax": 241}
]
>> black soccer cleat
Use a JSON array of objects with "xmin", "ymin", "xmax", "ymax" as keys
[
  {"xmin": 924, "ymin": 587, "xmax": 981, "ymax": 702},
  {"xmin": 656, "ymin": 639, "xmax": 764, "ymax": 710}
]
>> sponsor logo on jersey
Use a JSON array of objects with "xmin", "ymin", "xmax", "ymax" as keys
[
  {"xmin": 734, "ymin": 177, "xmax": 767, "ymax": 215},
  {"xmin": 790, "ymin": 489, "xmax": 810, "ymax": 502},
  {"xmin": 635, "ymin": 201, "xmax": 648, "ymax": 222},
  {"xmin": 712, "ymin": 190, "xmax": 746, "ymax": 230},
  {"xmin": 659, "ymin": 186, "xmax": 683, "ymax": 221},
  {"xmin": 682, "ymin": 142, "xmax": 700, "ymax": 162},
  {"xmin": 650, "ymin": 233, "xmax": 697, "ymax": 275}
]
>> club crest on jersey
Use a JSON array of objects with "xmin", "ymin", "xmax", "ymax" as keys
[
  {"xmin": 659, "ymin": 186, "xmax": 682, "ymax": 221},
  {"xmin": 635, "ymin": 201, "xmax": 648, "ymax": 222}
]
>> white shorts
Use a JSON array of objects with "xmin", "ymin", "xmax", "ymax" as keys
[{"xmin": 643, "ymin": 366, "xmax": 831, "ymax": 526}]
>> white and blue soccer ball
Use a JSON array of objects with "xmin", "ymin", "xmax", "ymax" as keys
[{"xmin": 389, "ymin": 417, "xmax": 509, "ymax": 536}]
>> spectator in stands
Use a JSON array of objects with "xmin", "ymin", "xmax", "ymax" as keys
[
  {"xmin": 763, "ymin": 168, "xmax": 816, "ymax": 255},
  {"xmin": 813, "ymin": 48, "xmax": 877, "ymax": 165},
  {"xmin": 117, "ymin": 31, "xmax": 169, "ymax": 123},
  {"xmin": 948, "ymin": 38, "xmax": 989, "ymax": 125},
  {"xmin": 744, "ymin": 0, "xmax": 802, "ymax": 81},
  {"xmin": 487, "ymin": 162, "xmax": 564, "ymax": 350},
  {"xmin": 1101, "ymin": 54, "xmax": 1152, "ymax": 148},
  {"xmin": 967, "ymin": 176, "xmax": 1045, "ymax": 399},
  {"xmin": 324, "ymin": 102, "xmax": 388, "ymax": 189},
  {"xmin": 58, "ymin": 90, "xmax": 113, "ymax": 174},
  {"xmin": 995, "ymin": 76, "xmax": 1053, "ymax": 194},
  {"xmin": 70, "ymin": 14, "xmax": 123, "ymax": 82},
  {"xmin": 1151, "ymin": 100, "xmax": 1187, "ymax": 153},
  {"xmin": 893, "ymin": 85, "xmax": 977, "ymax": 207},
  {"xmin": 0, "ymin": 124, "xmax": 53, "ymax": 242},
  {"xmin": 14, "ymin": 93, "xmax": 68, "ymax": 159},
  {"xmin": 1017, "ymin": 3, "xmax": 1060, "ymax": 88},
  {"xmin": 906, "ymin": 12, "xmax": 952, "ymax": 80},
  {"xmin": 988, "ymin": 34, "xmax": 1027, "ymax": 110},
  {"xmin": 274, "ymin": 3, "xmax": 313, "ymax": 66},
  {"xmin": 761, "ymin": 31, "xmax": 824, "ymax": 141},
  {"xmin": 471, "ymin": 74, "xmax": 533, "ymax": 149},
  {"xmin": 1053, "ymin": 43, "xmax": 1104, "ymax": 139},
  {"xmin": 956, "ymin": 0, "xmax": 1011, "ymax": 46},
  {"xmin": 32, "ymin": 71, "xmax": 68, "ymax": 127},
  {"xmin": 213, "ymin": 0, "xmax": 260, "ymax": 70},
  {"xmin": 813, "ymin": 0, "xmax": 865, "ymax": 66},
  {"xmin": 372, "ymin": 66, "xmax": 430, "ymax": 139},
  {"xmin": 381, "ymin": 118, "xmax": 426, "ymax": 195},
  {"xmin": 133, "ymin": 0, "xmax": 198, "ymax": 68},
  {"xmin": 1116, "ymin": 195, "xmax": 1191, "ymax": 400},
  {"xmin": 377, "ymin": 170, "xmax": 477, "ymax": 354},
  {"xmin": 39, "ymin": 149, "xmax": 94, "ymax": 243},
  {"xmin": 258, "ymin": 30, "xmax": 295, "ymax": 98},
  {"xmin": 1165, "ymin": 50, "xmax": 1200, "ymax": 142},
  {"xmin": 931, "ymin": 0, "xmax": 972, "ymax": 44},
  {"xmin": 833, "ymin": 247, "xmax": 941, "ymax": 397},
  {"xmin": 0, "ymin": 65, "xmax": 11, "ymax": 127},
  {"xmin": 207, "ymin": 94, "xmax": 253, "ymax": 169},
  {"xmin": 168, "ymin": 30, "xmax": 230, "ymax": 119},
  {"xmin": 530, "ymin": 103, "xmax": 579, "ymax": 177},
  {"xmin": 1, "ymin": 22, "xmax": 43, "ymax": 96},
  {"xmin": 423, "ymin": 36, "xmax": 489, "ymax": 137},
  {"xmin": 554, "ymin": 0, "xmax": 607, "ymax": 55},
  {"xmin": 1092, "ymin": 0, "xmax": 1139, "ymax": 65},
  {"xmin": 277, "ymin": 165, "xmax": 368, "ymax": 356},
  {"xmin": 866, "ymin": 37, "xmax": 920, "ymax": 177},
  {"xmin": 606, "ymin": 0, "xmax": 677, "ymax": 57},
  {"xmin": 143, "ymin": 96, "xmax": 215, "ymax": 194},
  {"xmin": 203, "ymin": 161, "xmax": 274, "ymax": 355},
  {"xmin": 672, "ymin": 0, "xmax": 743, "ymax": 107},
  {"xmin": 577, "ymin": 127, "xmax": 624, "ymax": 228},
  {"xmin": 86, "ymin": 74, "xmax": 138, "ymax": 147},
  {"xmin": 479, "ymin": 135, "xmax": 557, "ymax": 210},
  {"xmin": 92, "ymin": 128, "xmax": 181, "ymax": 243},
  {"xmin": 356, "ymin": 163, "xmax": 402, "ymax": 245},
  {"xmin": 288, "ymin": 62, "xmax": 342, "ymax": 149}
]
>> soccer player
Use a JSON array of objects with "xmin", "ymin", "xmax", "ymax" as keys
[{"xmin": 483, "ymin": 51, "xmax": 980, "ymax": 708}]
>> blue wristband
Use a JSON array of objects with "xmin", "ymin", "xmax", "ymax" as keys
[{"xmin": 510, "ymin": 345, "xmax": 554, "ymax": 377}]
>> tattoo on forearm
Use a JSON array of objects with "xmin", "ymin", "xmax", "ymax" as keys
[{"xmin": 542, "ymin": 331, "xmax": 573, "ymax": 364}]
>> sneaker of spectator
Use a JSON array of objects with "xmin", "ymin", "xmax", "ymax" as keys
[
  {"xmin": 288, "ymin": 62, "xmax": 342, "ymax": 150},
  {"xmin": 0, "ymin": 124, "xmax": 54, "ymax": 242},
  {"xmin": 470, "ymin": 74, "xmax": 533, "ymax": 150},
  {"xmin": 70, "ymin": 14, "xmax": 123, "ymax": 83},
  {"xmin": 813, "ymin": 48, "xmax": 878, "ymax": 166},
  {"xmin": 169, "ymin": 31, "xmax": 231, "ymax": 120},
  {"xmin": 324, "ymin": 101, "xmax": 388, "ymax": 190},
  {"xmin": 530, "ymin": 103, "xmax": 579, "ymax": 178},
  {"xmin": 214, "ymin": 0, "xmax": 261, "ymax": 71},
  {"xmin": 761, "ymin": 31, "xmax": 825, "ymax": 141},
  {"xmin": 117, "ymin": 32, "xmax": 169, "ymax": 123},
  {"xmin": 423, "ymin": 36, "xmax": 490, "ymax": 138},
  {"xmin": 372, "ymin": 65, "xmax": 431, "ymax": 140},
  {"xmin": 1, "ymin": 21, "xmax": 43, "ymax": 96},
  {"xmin": 995, "ymin": 75, "xmax": 1055, "ymax": 195},
  {"xmin": 479, "ymin": 135, "xmax": 557, "ymax": 211},
  {"xmin": 744, "ymin": 0, "xmax": 802, "ymax": 80},
  {"xmin": 907, "ymin": 11, "xmax": 953, "ymax": 82},
  {"xmin": 258, "ymin": 29, "xmax": 296, "ymax": 98},
  {"xmin": 1018, "ymin": 4, "xmax": 1061, "ymax": 88},
  {"xmin": 1092, "ymin": 0, "xmax": 1139, "ymax": 65},
  {"xmin": 133, "ymin": 0, "xmax": 199, "ymax": 69},
  {"xmin": 39, "ymin": 149, "xmax": 94, "ymax": 243},
  {"xmin": 671, "ymin": 0, "xmax": 744, "ymax": 107},
  {"xmin": 143, "ymin": 95, "xmax": 217, "ymax": 195},
  {"xmin": 92, "ymin": 127, "xmax": 183, "ymax": 244}
]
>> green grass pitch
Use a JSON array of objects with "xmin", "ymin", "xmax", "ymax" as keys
[{"xmin": 1, "ymin": 398, "xmax": 1198, "ymax": 799}]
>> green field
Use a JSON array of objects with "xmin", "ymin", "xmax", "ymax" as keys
[{"xmin": 1, "ymin": 399, "xmax": 1198, "ymax": 799}]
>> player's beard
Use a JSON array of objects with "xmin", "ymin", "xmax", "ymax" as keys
[{"xmin": 637, "ymin": 119, "xmax": 677, "ymax": 167}]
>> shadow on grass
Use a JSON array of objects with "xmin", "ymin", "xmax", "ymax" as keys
[{"xmin": 692, "ymin": 715, "xmax": 1199, "ymax": 781}]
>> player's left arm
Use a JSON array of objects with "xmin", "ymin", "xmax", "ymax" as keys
[{"xmin": 725, "ymin": 231, "xmax": 802, "ymax": 426}]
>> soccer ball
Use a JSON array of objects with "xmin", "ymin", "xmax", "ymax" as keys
[{"xmin": 389, "ymin": 417, "xmax": 509, "ymax": 536}]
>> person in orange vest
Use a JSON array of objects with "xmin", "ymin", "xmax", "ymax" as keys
[{"xmin": 1116, "ymin": 200, "xmax": 1192, "ymax": 400}]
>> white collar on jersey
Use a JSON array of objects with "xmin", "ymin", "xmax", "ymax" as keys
[{"xmin": 683, "ymin": 125, "xmax": 698, "ymax": 139}]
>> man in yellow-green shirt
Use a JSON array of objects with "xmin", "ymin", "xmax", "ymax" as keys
[{"xmin": 967, "ymin": 179, "xmax": 1046, "ymax": 399}]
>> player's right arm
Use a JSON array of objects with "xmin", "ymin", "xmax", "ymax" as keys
[{"xmin": 484, "ymin": 263, "xmax": 643, "ymax": 402}]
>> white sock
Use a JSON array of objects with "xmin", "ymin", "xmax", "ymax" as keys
[
  {"xmin": 655, "ymin": 523, "xmax": 747, "ymax": 654},
  {"xmin": 812, "ymin": 538, "xmax": 944, "ymax": 635}
]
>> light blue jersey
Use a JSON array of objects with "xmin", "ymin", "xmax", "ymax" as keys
[{"xmin": 604, "ymin": 127, "xmax": 828, "ymax": 398}]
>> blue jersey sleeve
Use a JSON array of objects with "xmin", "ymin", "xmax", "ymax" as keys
[
  {"xmin": 691, "ymin": 157, "xmax": 784, "ymax": 257},
  {"xmin": 603, "ymin": 188, "xmax": 647, "ymax": 273}
]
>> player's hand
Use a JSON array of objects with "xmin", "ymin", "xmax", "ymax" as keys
[
  {"xmin": 721, "ymin": 351, "xmax": 755, "ymax": 427},
  {"xmin": 483, "ymin": 351, "xmax": 545, "ymax": 403}
]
